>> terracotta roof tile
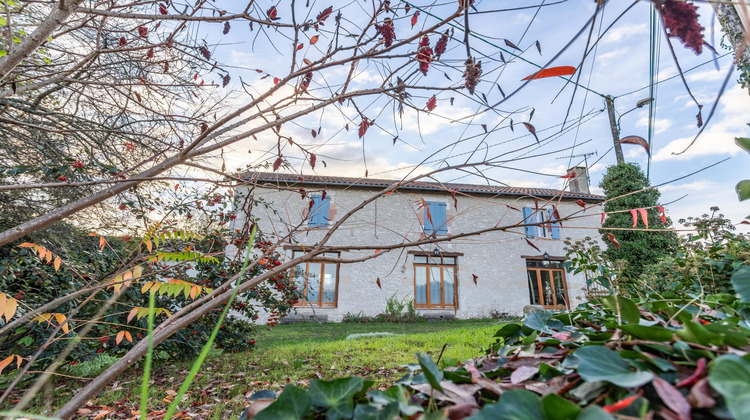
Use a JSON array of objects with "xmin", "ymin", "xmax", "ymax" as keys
[{"xmin": 243, "ymin": 171, "xmax": 604, "ymax": 201}]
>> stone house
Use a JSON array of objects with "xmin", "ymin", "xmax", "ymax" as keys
[{"xmin": 236, "ymin": 169, "xmax": 603, "ymax": 321}]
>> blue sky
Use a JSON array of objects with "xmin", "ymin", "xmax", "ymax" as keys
[{"xmin": 193, "ymin": 0, "xmax": 750, "ymax": 231}]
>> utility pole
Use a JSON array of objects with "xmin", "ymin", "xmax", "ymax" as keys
[{"xmin": 605, "ymin": 95, "xmax": 624, "ymax": 164}]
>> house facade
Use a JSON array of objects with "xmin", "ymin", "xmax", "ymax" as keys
[{"xmin": 236, "ymin": 170, "xmax": 604, "ymax": 321}]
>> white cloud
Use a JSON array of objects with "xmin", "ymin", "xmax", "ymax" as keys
[
  {"xmin": 597, "ymin": 48, "xmax": 630, "ymax": 66},
  {"xmin": 686, "ymin": 69, "xmax": 728, "ymax": 83},
  {"xmin": 601, "ymin": 23, "xmax": 648, "ymax": 44},
  {"xmin": 636, "ymin": 116, "xmax": 673, "ymax": 135},
  {"xmin": 659, "ymin": 180, "xmax": 718, "ymax": 192},
  {"xmin": 652, "ymin": 86, "xmax": 750, "ymax": 161}
]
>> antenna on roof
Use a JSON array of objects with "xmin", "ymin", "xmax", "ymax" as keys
[{"xmin": 556, "ymin": 151, "xmax": 597, "ymax": 193}]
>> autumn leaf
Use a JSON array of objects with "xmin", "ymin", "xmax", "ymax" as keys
[
  {"xmin": 535, "ymin": 40, "xmax": 542, "ymax": 54},
  {"xmin": 376, "ymin": 277, "xmax": 382, "ymax": 290},
  {"xmin": 411, "ymin": 11, "xmax": 419, "ymax": 28},
  {"xmin": 358, "ymin": 119, "xmax": 370, "ymax": 138},
  {"xmin": 267, "ymin": 6, "xmax": 279, "ymax": 20},
  {"xmin": 575, "ymin": 199, "xmax": 586, "ymax": 208},
  {"xmin": 127, "ymin": 307, "xmax": 139, "ymax": 323},
  {"xmin": 525, "ymin": 238, "xmax": 540, "ymax": 252},
  {"xmin": 119, "ymin": 36, "xmax": 127, "ymax": 46},
  {"xmin": 0, "ymin": 355, "xmax": 22, "ymax": 375},
  {"xmin": 159, "ymin": 3, "xmax": 168, "ymax": 14},
  {"xmin": 223, "ymin": 22, "xmax": 231, "ymax": 35},
  {"xmin": 619, "ymin": 135, "xmax": 650, "ymax": 155},
  {"xmin": 504, "ymin": 39, "xmax": 521, "ymax": 50},
  {"xmin": 311, "ymin": 129, "xmax": 317, "ymax": 138},
  {"xmin": 99, "ymin": 236, "xmax": 107, "ymax": 251},
  {"xmin": 472, "ymin": 274, "xmax": 478, "ymax": 285},
  {"xmin": 303, "ymin": 58, "xmax": 313, "ymax": 66},
  {"xmin": 273, "ymin": 77, "xmax": 280, "ymax": 84},
  {"xmin": 522, "ymin": 66, "xmax": 576, "ymax": 80},
  {"xmin": 606, "ymin": 232, "xmax": 621, "ymax": 250},
  {"xmin": 0, "ymin": 294, "xmax": 17, "ymax": 322},
  {"xmin": 630, "ymin": 209, "xmax": 638, "ymax": 228},
  {"xmin": 296, "ymin": 43, "xmax": 304, "ymax": 50},
  {"xmin": 116, "ymin": 330, "xmax": 125, "ymax": 345},
  {"xmin": 310, "ymin": 35, "xmax": 319, "ymax": 45},
  {"xmin": 426, "ymin": 95, "xmax": 436, "ymax": 112},
  {"xmin": 523, "ymin": 122, "xmax": 539, "ymax": 143},
  {"xmin": 309, "ymin": 154, "xmax": 317, "ymax": 169},
  {"xmin": 138, "ymin": 26, "xmax": 148, "ymax": 38},
  {"xmin": 316, "ymin": 6, "xmax": 333, "ymax": 23},
  {"xmin": 54, "ymin": 257, "xmax": 62, "ymax": 271},
  {"xmin": 273, "ymin": 156, "xmax": 283, "ymax": 171},
  {"xmin": 638, "ymin": 208, "xmax": 649, "ymax": 229}
]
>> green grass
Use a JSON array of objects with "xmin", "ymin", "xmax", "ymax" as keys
[{"xmin": 12, "ymin": 319, "xmax": 507, "ymax": 418}]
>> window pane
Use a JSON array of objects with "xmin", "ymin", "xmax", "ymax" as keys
[
  {"xmin": 528, "ymin": 270, "xmax": 540, "ymax": 305},
  {"xmin": 553, "ymin": 271, "xmax": 566, "ymax": 307},
  {"xmin": 429, "ymin": 257, "xmax": 440, "ymax": 265},
  {"xmin": 443, "ymin": 267, "xmax": 454, "ymax": 306},
  {"xmin": 414, "ymin": 256, "xmax": 427, "ymax": 264},
  {"xmin": 540, "ymin": 270, "xmax": 553, "ymax": 306},
  {"xmin": 443, "ymin": 257, "xmax": 455, "ymax": 265},
  {"xmin": 307, "ymin": 262, "xmax": 321, "ymax": 302},
  {"xmin": 415, "ymin": 266, "xmax": 427, "ymax": 304},
  {"xmin": 429, "ymin": 266, "xmax": 442, "ymax": 304},
  {"xmin": 325, "ymin": 252, "xmax": 339, "ymax": 258},
  {"xmin": 322, "ymin": 263, "xmax": 336, "ymax": 303}
]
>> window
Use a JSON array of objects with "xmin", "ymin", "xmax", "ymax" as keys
[
  {"xmin": 526, "ymin": 259, "xmax": 568, "ymax": 309},
  {"xmin": 309, "ymin": 194, "xmax": 331, "ymax": 228},
  {"xmin": 291, "ymin": 251, "xmax": 339, "ymax": 307},
  {"xmin": 522, "ymin": 207, "xmax": 560, "ymax": 239},
  {"xmin": 414, "ymin": 255, "xmax": 456, "ymax": 309},
  {"xmin": 424, "ymin": 201, "xmax": 448, "ymax": 236}
]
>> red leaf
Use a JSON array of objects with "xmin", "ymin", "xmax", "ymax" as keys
[
  {"xmin": 358, "ymin": 119, "xmax": 370, "ymax": 138},
  {"xmin": 601, "ymin": 212, "xmax": 606, "ymax": 225},
  {"xmin": 603, "ymin": 392, "xmax": 641, "ymax": 414},
  {"xmin": 426, "ymin": 95, "xmax": 436, "ymax": 112},
  {"xmin": 619, "ymin": 135, "xmax": 650, "ymax": 155},
  {"xmin": 223, "ymin": 22, "xmax": 231, "ymax": 35},
  {"xmin": 411, "ymin": 11, "xmax": 419, "ymax": 28},
  {"xmin": 159, "ymin": 3, "xmax": 168, "ymax": 14},
  {"xmin": 523, "ymin": 122, "xmax": 539, "ymax": 143},
  {"xmin": 630, "ymin": 209, "xmax": 638, "ymax": 228},
  {"xmin": 657, "ymin": 205, "xmax": 667, "ymax": 223},
  {"xmin": 267, "ymin": 6, "xmax": 278, "ymax": 20},
  {"xmin": 134, "ymin": 92, "xmax": 142, "ymax": 102},
  {"xmin": 316, "ymin": 6, "xmax": 333, "ymax": 23},
  {"xmin": 653, "ymin": 377, "xmax": 691, "ymax": 420},
  {"xmin": 504, "ymin": 39, "xmax": 521, "ymax": 50},
  {"xmin": 522, "ymin": 66, "xmax": 576, "ymax": 80},
  {"xmin": 638, "ymin": 208, "xmax": 649, "ymax": 229},
  {"xmin": 677, "ymin": 358, "xmax": 707, "ymax": 388},
  {"xmin": 560, "ymin": 173, "xmax": 576, "ymax": 179},
  {"xmin": 506, "ymin": 205, "xmax": 520, "ymax": 212},
  {"xmin": 575, "ymin": 199, "xmax": 585, "ymax": 208},
  {"xmin": 273, "ymin": 77, "xmax": 280, "ymax": 84},
  {"xmin": 606, "ymin": 233, "xmax": 620, "ymax": 250},
  {"xmin": 119, "ymin": 36, "xmax": 127, "ymax": 46},
  {"xmin": 311, "ymin": 129, "xmax": 317, "ymax": 138},
  {"xmin": 472, "ymin": 274, "xmax": 478, "ymax": 286},
  {"xmin": 310, "ymin": 35, "xmax": 319, "ymax": 45},
  {"xmin": 376, "ymin": 277, "xmax": 382, "ymax": 290},
  {"xmin": 451, "ymin": 189, "xmax": 458, "ymax": 210},
  {"xmin": 200, "ymin": 122, "xmax": 208, "ymax": 133},
  {"xmin": 146, "ymin": 48, "xmax": 154, "ymax": 59},
  {"xmin": 296, "ymin": 43, "xmax": 304, "ymax": 50},
  {"xmin": 525, "ymin": 239, "xmax": 540, "ymax": 252},
  {"xmin": 309, "ymin": 154, "xmax": 316, "ymax": 169},
  {"xmin": 273, "ymin": 156, "xmax": 283, "ymax": 171},
  {"xmin": 138, "ymin": 26, "xmax": 148, "ymax": 38}
]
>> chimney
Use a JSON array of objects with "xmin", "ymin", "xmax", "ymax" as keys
[{"xmin": 566, "ymin": 166, "xmax": 589, "ymax": 194}]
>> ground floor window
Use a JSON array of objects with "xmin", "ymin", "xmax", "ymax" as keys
[
  {"xmin": 414, "ymin": 256, "xmax": 457, "ymax": 309},
  {"xmin": 291, "ymin": 251, "xmax": 339, "ymax": 307},
  {"xmin": 526, "ymin": 259, "xmax": 568, "ymax": 309}
]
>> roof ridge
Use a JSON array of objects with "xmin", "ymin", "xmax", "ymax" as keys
[{"xmin": 241, "ymin": 171, "xmax": 604, "ymax": 201}]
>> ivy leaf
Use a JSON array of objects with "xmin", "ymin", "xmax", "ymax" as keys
[
  {"xmin": 736, "ymin": 180, "xmax": 750, "ymax": 201},
  {"xmin": 600, "ymin": 295, "xmax": 640, "ymax": 324},
  {"xmin": 575, "ymin": 346, "xmax": 654, "ymax": 388},
  {"xmin": 352, "ymin": 402, "xmax": 400, "ymax": 420},
  {"xmin": 309, "ymin": 377, "xmax": 364, "ymax": 420},
  {"xmin": 541, "ymin": 394, "xmax": 580, "ymax": 420},
  {"xmin": 709, "ymin": 355, "xmax": 750, "ymax": 420},
  {"xmin": 468, "ymin": 389, "xmax": 542, "ymax": 420},
  {"xmin": 730, "ymin": 266, "xmax": 750, "ymax": 302},
  {"xmin": 254, "ymin": 385, "xmax": 312, "ymax": 420},
  {"xmin": 416, "ymin": 352, "xmax": 444, "ymax": 393}
]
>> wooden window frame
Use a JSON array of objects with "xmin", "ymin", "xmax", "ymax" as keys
[
  {"xmin": 526, "ymin": 264, "xmax": 569, "ymax": 310},
  {"xmin": 290, "ymin": 251, "xmax": 340, "ymax": 308},
  {"xmin": 413, "ymin": 256, "xmax": 457, "ymax": 310}
]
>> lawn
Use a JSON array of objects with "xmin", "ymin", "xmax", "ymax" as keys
[{"xmin": 16, "ymin": 319, "xmax": 507, "ymax": 419}]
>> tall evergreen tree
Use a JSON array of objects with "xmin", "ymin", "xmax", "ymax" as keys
[{"xmin": 600, "ymin": 163, "xmax": 679, "ymax": 277}]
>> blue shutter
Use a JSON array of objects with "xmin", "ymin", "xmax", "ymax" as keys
[
  {"xmin": 424, "ymin": 202, "xmax": 434, "ymax": 234},
  {"xmin": 549, "ymin": 208, "xmax": 561, "ymax": 239},
  {"xmin": 433, "ymin": 202, "xmax": 447, "ymax": 235},
  {"xmin": 309, "ymin": 195, "xmax": 330, "ymax": 228},
  {"xmin": 522, "ymin": 207, "xmax": 535, "ymax": 238}
]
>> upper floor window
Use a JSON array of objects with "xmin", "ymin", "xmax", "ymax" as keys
[
  {"xmin": 414, "ymin": 255, "xmax": 456, "ymax": 309},
  {"xmin": 522, "ymin": 207, "xmax": 560, "ymax": 239},
  {"xmin": 309, "ymin": 194, "xmax": 331, "ymax": 228},
  {"xmin": 424, "ymin": 201, "xmax": 448, "ymax": 236},
  {"xmin": 291, "ymin": 250, "xmax": 339, "ymax": 307}
]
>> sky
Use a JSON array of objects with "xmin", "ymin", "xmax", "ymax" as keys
[{"xmin": 190, "ymin": 0, "xmax": 750, "ymax": 232}]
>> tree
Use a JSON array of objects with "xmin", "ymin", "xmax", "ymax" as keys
[{"xmin": 599, "ymin": 163, "xmax": 679, "ymax": 278}]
